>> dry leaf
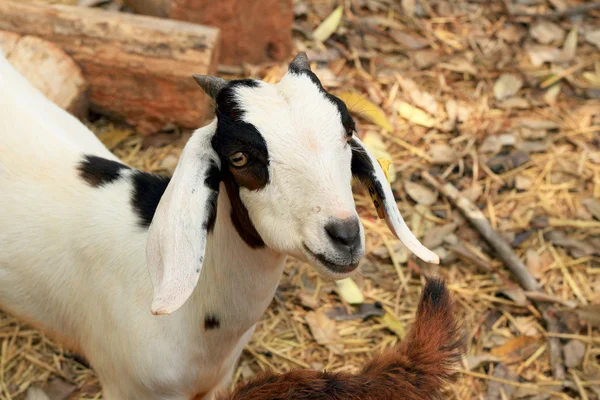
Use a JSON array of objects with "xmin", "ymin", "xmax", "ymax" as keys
[
  {"xmin": 574, "ymin": 304, "xmax": 600, "ymax": 328},
  {"xmin": 377, "ymin": 312, "xmax": 406, "ymax": 339},
  {"xmin": 585, "ymin": 30, "xmax": 600, "ymax": 50},
  {"xmin": 371, "ymin": 240, "xmax": 409, "ymax": 263},
  {"xmin": 526, "ymin": 45, "xmax": 560, "ymax": 67},
  {"xmin": 26, "ymin": 388, "xmax": 51, "ymax": 400},
  {"xmin": 499, "ymin": 287, "xmax": 527, "ymax": 306},
  {"xmin": 428, "ymin": 143, "xmax": 455, "ymax": 164},
  {"xmin": 43, "ymin": 379, "xmax": 77, "ymax": 400},
  {"xmin": 563, "ymin": 340, "xmax": 586, "ymax": 368},
  {"xmin": 336, "ymin": 91, "xmax": 393, "ymax": 132},
  {"xmin": 423, "ymin": 223, "xmax": 457, "ymax": 249},
  {"xmin": 395, "ymin": 101, "xmax": 436, "ymax": 128},
  {"xmin": 326, "ymin": 303, "xmax": 385, "ymax": 321},
  {"xmin": 545, "ymin": 230, "xmax": 599, "ymax": 257},
  {"xmin": 305, "ymin": 310, "xmax": 343, "ymax": 354},
  {"xmin": 298, "ymin": 292, "xmax": 319, "ymax": 309},
  {"xmin": 362, "ymin": 132, "xmax": 396, "ymax": 182},
  {"xmin": 412, "ymin": 50, "xmax": 440, "ymax": 69},
  {"xmin": 555, "ymin": 27, "xmax": 578, "ymax": 63},
  {"xmin": 490, "ymin": 335, "xmax": 542, "ymax": 364},
  {"xmin": 390, "ymin": 31, "xmax": 429, "ymax": 49},
  {"xmin": 335, "ymin": 277, "xmax": 364, "ymax": 304},
  {"xmin": 401, "ymin": 0, "xmax": 415, "ymax": 17},
  {"xmin": 486, "ymin": 364, "xmax": 518, "ymax": 400},
  {"xmin": 313, "ymin": 5, "xmax": 344, "ymax": 42},
  {"xmin": 582, "ymin": 198, "xmax": 600, "ymax": 220},
  {"xmin": 466, "ymin": 354, "xmax": 500, "ymax": 370},
  {"xmin": 544, "ymin": 83, "xmax": 561, "ymax": 104},
  {"xmin": 530, "ymin": 21, "xmax": 564, "ymax": 45},
  {"xmin": 494, "ymin": 73, "xmax": 523, "ymax": 101},
  {"xmin": 404, "ymin": 181, "xmax": 438, "ymax": 205},
  {"xmin": 398, "ymin": 78, "xmax": 438, "ymax": 115},
  {"xmin": 583, "ymin": 71, "xmax": 600, "ymax": 88}
]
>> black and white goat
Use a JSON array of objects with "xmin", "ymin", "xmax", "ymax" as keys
[{"xmin": 0, "ymin": 51, "xmax": 438, "ymax": 399}]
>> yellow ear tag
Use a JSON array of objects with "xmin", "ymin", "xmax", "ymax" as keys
[{"xmin": 367, "ymin": 158, "xmax": 393, "ymax": 220}]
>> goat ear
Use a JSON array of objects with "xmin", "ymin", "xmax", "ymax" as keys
[
  {"xmin": 146, "ymin": 122, "xmax": 221, "ymax": 315},
  {"xmin": 350, "ymin": 137, "xmax": 440, "ymax": 265},
  {"xmin": 193, "ymin": 75, "xmax": 227, "ymax": 101},
  {"xmin": 289, "ymin": 51, "xmax": 311, "ymax": 72}
]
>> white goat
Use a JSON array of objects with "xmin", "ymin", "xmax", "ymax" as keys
[{"xmin": 0, "ymin": 51, "xmax": 438, "ymax": 400}]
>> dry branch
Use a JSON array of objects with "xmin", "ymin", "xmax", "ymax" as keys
[
  {"xmin": 0, "ymin": 32, "xmax": 88, "ymax": 117},
  {"xmin": 0, "ymin": 1, "xmax": 220, "ymax": 134}
]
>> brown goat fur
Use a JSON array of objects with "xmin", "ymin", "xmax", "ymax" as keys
[{"xmin": 221, "ymin": 278, "xmax": 463, "ymax": 400}]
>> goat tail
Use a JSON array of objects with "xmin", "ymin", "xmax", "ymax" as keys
[{"xmin": 223, "ymin": 278, "xmax": 463, "ymax": 400}]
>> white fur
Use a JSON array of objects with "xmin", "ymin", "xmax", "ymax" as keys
[{"xmin": 0, "ymin": 49, "xmax": 435, "ymax": 399}]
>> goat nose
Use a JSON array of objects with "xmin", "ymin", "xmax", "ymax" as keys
[{"xmin": 325, "ymin": 217, "xmax": 361, "ymax": 248}]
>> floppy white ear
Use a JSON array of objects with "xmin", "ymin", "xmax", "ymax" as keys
[
  {"xmin": 350, "ymin": 136, "xmax": 440, "ymax": 264},
  {"xmin": 146, "ymin": 120, "xmax": 221, "ymax": 315}
]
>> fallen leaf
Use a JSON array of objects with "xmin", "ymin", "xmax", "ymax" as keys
[
  {"xmin": 486, "ymin": 364, "xmax": 518, "ymax": 400},
  {"xmin": 519, "ymin": 118, "xmax": 559, "ymax": 131},
  {"xmin": 401, "ymin": 0, "xmax": 415, "ymax": 17},
  {"xmin": 313, "ymin": 5, "xmax": 344, "ymax": 42},
  {"xmin": 530, "ymin": 21, "xmax": 565, "ymax": 45},
  {"xmin": 466, "ymin": 354, "xmax": 500, "ymax": 370},
  {"xmin": 494, "ymin": 73, "xmax": 523, "ymax": 101},
  {"xmin": 499, "ymin": 287, "xmax": 527, "ymax": 306},
  {"xmin": 515, "ymin": 175, "xmax": 533, "ymax": 191},
  {"xmin": 582, "ymin": 198, "xmax": 600, "ymax": 220},
  {"xmin": 518, "ymin": 140, "xmax": 550, "ymax": 154},
  {"xmin": 390, "ymin": 31, "xmax": 429, "ymax": 49},
  {"xmin": 574, "ymin": 304, "xmax": 600, "ymax": 328},
  {"xmin": 395, "ymin": 101, "xmax": 436, "ymax": 128},
  {"xmin": 423, "ymin": 223, "xmax": 457, "ymax": 249},
  {"xmin": 513, "ymin": 317, "xmax": 540, "ymax": 336},
  {"xmin": 480, "ymin": 134, "xmax": 516, "ymax": 154},
  {"xmin": 26, "ymin": 388, "xmax": 51, "ymax": 400},
  {"xmin": 361, "ymin": 132, "xmax": 396, "ymax": 182},
  {"xmin": 404, "ymin": 181, "xmax": 438, "ymax": 205},
  {"xmin": 412, "ymin": 50, "xmax": 440, "ymax": 69},
  {"xmin": 544, "ymin": 82, "xmax": 562, "ymax": 104},
  {"xmin": 555, "ymin": 26, "xmax": 578, "ymax": 63},
  {"xmin": 563, "ymin": 340, "xmax": 586, "ymax": 368},
  {"xmin": 428, "ymin": 143, "xmax": 455, "ymax": 164},
  {"xmin": 335, "ymin": 278, "xmax": 364, "ymax": 305},
  {"xmin": 398, "ymin": 78, "xmax": 438, "ymax": 115},
  {"xmin": 305, "ymin": 310, "xmax": 343, "ymax": 354},
  {"xmin": 298, "ymin": 292, "xmax": 319, "ymax": 309},
  {"xmin": 583, "ymin": 71, "xmax": 600, "ymax": 88},
  {"xmin": 336, "ymin": 91, "xmax": 393, "ymax": 132},
  {"xmin": 585, "ymin": 30, "xmax": 600, "ymax": 50},
  {"xmin": 544, "ymin": 230, "xmax": 599, "ymax": 257},
  {"xmin": 371, "ymin": 240, "xmax": 409, "ymax": 263},
  {"xmin": 490, "ymin": 335, "xmax": 542, "ymax": 364},
  {"xmin": 526, "ymin": 45, "xmax": 560, "ymax": 67},
  {"xmin": 487, "ymin": 151, "xmax": 530, "ymax": 174},
  {"xmin": 376, "ymin": 312, "xmax": 406, "ymax": 339},
  {"xmin": 326, "ymin": 302, "xmax": 385, "ymax": 321}
]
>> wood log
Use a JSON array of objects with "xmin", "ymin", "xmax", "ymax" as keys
[
  {"xmin": 0, "ymin": 32, "xmax": 88, "ymax": 117},
  {"xmin": 127, "ymin": 0, "xmax": 294, "ymax": 66},
  {"xmin": 0, "ymin": 1, "xmax": 220, "ymax": 134}
]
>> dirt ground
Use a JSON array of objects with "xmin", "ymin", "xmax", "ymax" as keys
[{"xmin": 1, "ymin": 0, "xmax": 600, "ymax": 399}]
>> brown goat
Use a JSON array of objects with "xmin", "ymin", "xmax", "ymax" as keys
[{"xmin": 220, "ymin": 278, "xmax": 463, "ymax": 400}]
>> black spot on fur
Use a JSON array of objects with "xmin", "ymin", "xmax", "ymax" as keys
[
  {"xmin": 77, "ymin": 155, "xmax": 130, "ymax": 187},
  {"xmin": 290, "ymin": 69, "xmax": 356, "ymax": 136},
  {"xmin": 131, "ymin": 171, "xmax": 171, "ymax": 228},
  {"xmin": 204, "ymin": 314, "xmax": 220, "ymax": 330},
  {"xmin": 202, "ymin": 160, "xmax": 221, "ymax": 233}
]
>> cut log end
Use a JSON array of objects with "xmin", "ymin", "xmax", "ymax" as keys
[{"xmin": 0, "ymin": 31, "xmax": 88, "ymax": 118}]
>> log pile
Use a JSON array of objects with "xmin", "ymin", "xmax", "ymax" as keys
[
  {"xmin": 0, "ymin": 1, "xmax": 221, "ymax": 134},
  {"xmin": 0, "ymin": 31, "xmax": 88, "ymax": 117}
]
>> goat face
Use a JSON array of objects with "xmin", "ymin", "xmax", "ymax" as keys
[{"xmin": 147, "ymin": 53, "xmax": 439, "ymax": 315}]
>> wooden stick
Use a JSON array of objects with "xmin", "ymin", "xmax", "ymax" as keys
[
  {"xmin": 421, "ymin": 171, "xmax": 539, "ymax": 291},
  {"xmin": 0, "ymin": 1, "xmax": 220, "ymax": 135},
  {"xmin": 509, "ymin": 1, "xmax": 600, "ymax": 19},
  {"xmin": 421, "ymin": 171, "xmax": 567, "ymax": 382}
]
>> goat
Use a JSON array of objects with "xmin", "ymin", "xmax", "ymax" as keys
[
  {"xmin": 0, "ymin": 50, "xmax": 439, "ymax": 400},
  {"xmin": 220, "ymin": 278, "xmax": 462, "ymax": 400}
]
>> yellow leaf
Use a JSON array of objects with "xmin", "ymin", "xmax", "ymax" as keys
[
  {"xmin": 313, "ymin": 5, "xmax": 344, "ymax": 43},
  {"xmin": 395, "ymin": 101, "xmax": 436, "ymax": 128},
  {"xmin": 362, "ymin": 133, "xmax": 396, "ymax": 182},
  {"xmin": 305, "ymin": 310, "xmax": 344, "ymax": 354},
  {"xmin": 336, "ymin": 91, "xmax": 393, "ymax": 132},
  {"xmin": 376, "ymin": 312, "xmax": 406, "ymax": 339},
  {"xmin": 335, "ymin": 278, "xmax": 364, "ymax": 304},
  {"xmin": 377, "ymin": 158, "xmax": 393, "ymax": 183}
]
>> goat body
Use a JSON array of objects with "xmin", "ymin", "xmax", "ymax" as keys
[
  {"xmin": 0, "ymin": 50, "xmax": 439, "ymax": 399},
  {"xmin": 222, "ymin": 279, "xmax": 463, "ymax": 400}
]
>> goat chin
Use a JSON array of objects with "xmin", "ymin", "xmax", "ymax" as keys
[{"xmin": 221, "ymin": 278, "xmax": 463, "ymax": 400}]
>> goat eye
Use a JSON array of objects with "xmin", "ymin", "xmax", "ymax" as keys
[{"xmin": 229, "ymin": 152, "xmax": 248, "ymax": 167}]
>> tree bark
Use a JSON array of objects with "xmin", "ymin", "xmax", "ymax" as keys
[
  {"xmin": 0, "ymin": 32, "xmax": 88, "ymax": 118},
  {"xmin": 127, "ymin": 0, "xmax": 294, "ymax": 66},
  {"xmin": 0, "ymin": 1, "xmax": 220, "ymax": 134}
]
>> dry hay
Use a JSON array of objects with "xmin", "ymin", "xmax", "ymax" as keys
[{"xmin": 2, "ymin": 0, "xmax": 600, "ymax": 399}]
